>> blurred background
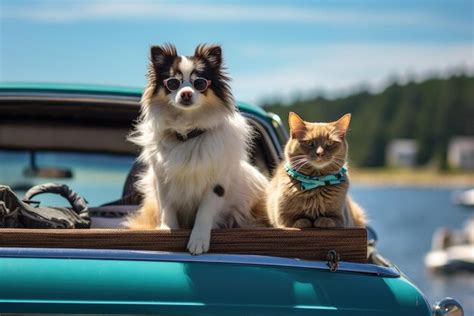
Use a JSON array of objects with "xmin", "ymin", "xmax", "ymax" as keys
[{"xmin": 1, "ymin": 0, "xmax": 473, "ymax": 312}]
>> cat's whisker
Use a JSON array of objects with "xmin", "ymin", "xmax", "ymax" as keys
[
  {"xmin": 290, "ymin": 157, "xmax": 308, "ymax": 164},
  {"xmin": 331, "ymin": 158, "xmax": 346, "ymax": 169},
  {"xmin": 292, "ymin": 163, "xmax": 308, "ymax": 171},
  {"xmin": 291, "ymin": 159, "xmax": 309, "ymax": 169},
  {"xmin": 331, "ymin": 160, "xmax": 344, "ymax": 166},
  {"xmin": 294, "ymin": 161, "xmax": 311, "ymax": 172},
  {"xmin": 332, "ymin": 157, "xmax": 345, "ymax": 162},
  {"xmin": 290, "ymin": 158, "xmax": 307, "ymax": 166},
  {"xmin": 290, "ymin": 157, "xmax": 307, "ymax": 162},
  {"xmin": 290, "ymin": 157, "xmax": 308, "ymax": 165},
  {"xmin": 290, "ymin": 155, "xmax": 306, "ymax": 159},
  {"xmin": 290, "ymin": 159, "xmax": 308, "ymax": 166},
  {"xmin": 331, "ymin": 157, "xmax": 346, "ymax": 163}
]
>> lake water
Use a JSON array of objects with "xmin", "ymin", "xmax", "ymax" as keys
[{"xmin": 351, "ymin": 185, "xmax": 474, "ymax": 314}]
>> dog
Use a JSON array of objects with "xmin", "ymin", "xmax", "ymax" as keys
[{"xmin": 125, "ymin": 44, "xmax": 269, "ymax": 255}]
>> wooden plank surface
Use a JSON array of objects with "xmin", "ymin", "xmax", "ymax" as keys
[{"xmin": 0, "ymin": 228, "xmax": 367, "ymax": 263}]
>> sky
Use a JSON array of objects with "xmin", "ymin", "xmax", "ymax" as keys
[{"xmin": 1, "ymin": 0, "xmax": 473, "ymax": 104}]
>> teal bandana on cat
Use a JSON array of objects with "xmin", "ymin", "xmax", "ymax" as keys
[{"xmin": 284, "ymin": 163, "xmax": 348, "ymax": 191}]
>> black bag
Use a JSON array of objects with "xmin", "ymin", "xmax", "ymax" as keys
[{"xmin": 0, "ymin": 183, "xmax": 90, "ymax": 229}]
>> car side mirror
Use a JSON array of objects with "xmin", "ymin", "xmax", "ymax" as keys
[{"xmin": 432, "ymin": 297, "xmax": 464, "ymax": 316}]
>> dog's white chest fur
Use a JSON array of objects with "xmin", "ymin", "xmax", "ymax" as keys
[
  {"xmin": 154, "ymin": 115, "xmax": 246, "ymax": 227},
  {"xmin": 134, "ymin": 109, "xmax": 267, "ymax": 231}
]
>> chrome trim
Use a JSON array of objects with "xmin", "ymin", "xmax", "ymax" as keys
[
  {"xmin": 243, "ymin": 112, "xmax": 284, "ymax": 159},
  {"xmin": 0, "ymin": 93, "xmax": 140, "ymax": 106},
  {"xmin": 268, "ymin": 112, "xmax": 289, "ymax": 144},
  {"xmin": 432, "ymin": 298, "xmax": 464, "ymax": 316},
  {"xmin": 244, "ymin": 114, "xmax": 281, "ymax": 165},
  {"xmin": 0, "ymin": 247, "xmax": 400, "ymax": 278},
  {"xmin": 0, "ymin": 90, "xmax": 141, "ymax": 100}
]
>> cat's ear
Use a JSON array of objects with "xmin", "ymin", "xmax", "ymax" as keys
[
  {"xmin": 288, "ymin": 112, "xmax": 307, "ymax": 139},
  {"xmin": 333, "ymin": 113, "xmax": 351, "ymax": 138}
]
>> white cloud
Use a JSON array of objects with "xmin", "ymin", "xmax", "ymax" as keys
[
  {"xmin": 231, "ymin": 43, "xmax": 474, "ymax": 103},
  {"xmin": 0, "ymin": 0, "xmax": 468, "ymax": 31}
]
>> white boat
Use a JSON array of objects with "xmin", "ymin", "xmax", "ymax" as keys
[
  {"xmin": 425, "ymin": 217, "xmax": 474, "ymax": 273},
  {"xmin": 452, "ymin": 188, "xmax": 474, "ymax": 207}
]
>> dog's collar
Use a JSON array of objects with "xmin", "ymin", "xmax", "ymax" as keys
[
  {"xmin": 175, "ymin": 129, "xmax": 206, "ymax": 142},
  {"xmin": 284, "ymin": 162, "xmax": 348, "ymax": 191}
]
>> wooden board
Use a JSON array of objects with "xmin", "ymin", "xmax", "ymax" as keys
[{"xmin": 0, "ymin": 228, "xmax": 367, "ymax": 263}]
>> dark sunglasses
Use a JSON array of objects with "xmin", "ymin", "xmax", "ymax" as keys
[{"xmin": 163, "ymin": 77, "xmax": 211, "ymax": 92}]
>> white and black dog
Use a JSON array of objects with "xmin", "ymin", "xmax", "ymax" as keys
[{"xmin": 126, "ymin": 44, "xmax": 269, "ymax": 255}]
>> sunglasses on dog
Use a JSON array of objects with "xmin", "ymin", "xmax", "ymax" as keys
[{"xmin": 163, "ymin": 77, "xmax": 211, "ymax": 92}]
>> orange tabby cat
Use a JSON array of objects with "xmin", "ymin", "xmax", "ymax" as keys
[{"xmin": 267, "ymin": 112, "xmax": 366, "ymax": 228}]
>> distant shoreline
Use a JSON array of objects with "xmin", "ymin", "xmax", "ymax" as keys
[{"xmin": 349, "ymin": 168, "xmax": 474, "ymax": 187}]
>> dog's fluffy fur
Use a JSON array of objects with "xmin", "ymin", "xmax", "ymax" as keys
[{"xmin": 125, "ymin": 44, "xmax": 269, "ymax": 254}]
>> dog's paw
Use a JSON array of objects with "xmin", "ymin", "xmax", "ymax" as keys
[
  {"xmin": 158, "ymin": 223, "xmax": 171, "ymax": 230},
  {"xmin": 187, "ymin": 233, "xmax": 211, "ymax": 255}
]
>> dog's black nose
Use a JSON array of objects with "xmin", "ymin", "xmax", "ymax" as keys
[{"xmin": 180, "ymin": 91, "xmax": 193, "ymax": 102}]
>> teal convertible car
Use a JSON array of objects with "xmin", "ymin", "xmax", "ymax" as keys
[{"xmin": 0, "ymin": 84, "xmax": 464, "ymax": 315}]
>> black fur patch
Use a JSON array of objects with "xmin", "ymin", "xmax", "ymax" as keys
[
  {"xmin": 193, "ymin": 44, "xmax": 233, "ymax": 108},
  {"xmin": 213, "ymin": 184, "xmax": 225, "ymax": 197},
  {"xmin": 148, "ymin": 43, "xmax": 177, "ymax": 95}
]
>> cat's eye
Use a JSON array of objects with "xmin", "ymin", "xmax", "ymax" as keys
[
  {"xmin": 326, "ymin": 139, "xmax": 341, "ymax": 148},
  {"xmin": 302, "ymin": 140, "xmax": 314, "ymax": 147}
]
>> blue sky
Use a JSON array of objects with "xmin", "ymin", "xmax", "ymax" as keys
[{"xmin": 1, "ymin": 0, "xmax": 473, "ymax": 103}]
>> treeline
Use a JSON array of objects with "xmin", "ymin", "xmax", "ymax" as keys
[{"xmin": 262, "ymin": 74, "xmax": 474, "ymax": 168}]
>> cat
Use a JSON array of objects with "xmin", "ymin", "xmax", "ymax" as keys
[{"xmin": 267, "ymin": 112, "xmax": 366, "ymax": 228}]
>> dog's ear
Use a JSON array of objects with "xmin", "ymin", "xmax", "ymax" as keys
[
  {"xmin": 206, "ymin": 45, "xmax": 222, "ymax": 68},
  {"xmin": 150, "ymin": 44, "xmax": 177, "ymax": 68},
  {"xmin": 195, "ymin": 44, "xmax": 222, "ymax": 68}
]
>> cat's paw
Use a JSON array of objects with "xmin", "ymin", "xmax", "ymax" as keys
[
  {"xmin": 187, "ymin": 232, "xmax": 211, "ymax": 255},
  {"xmin": 293, "ymin": 218, "xmax": 313, "ymax": 228},
  {"xmin": 313, "ymin": 217, "xmax": 336, "ymax": 228}
]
